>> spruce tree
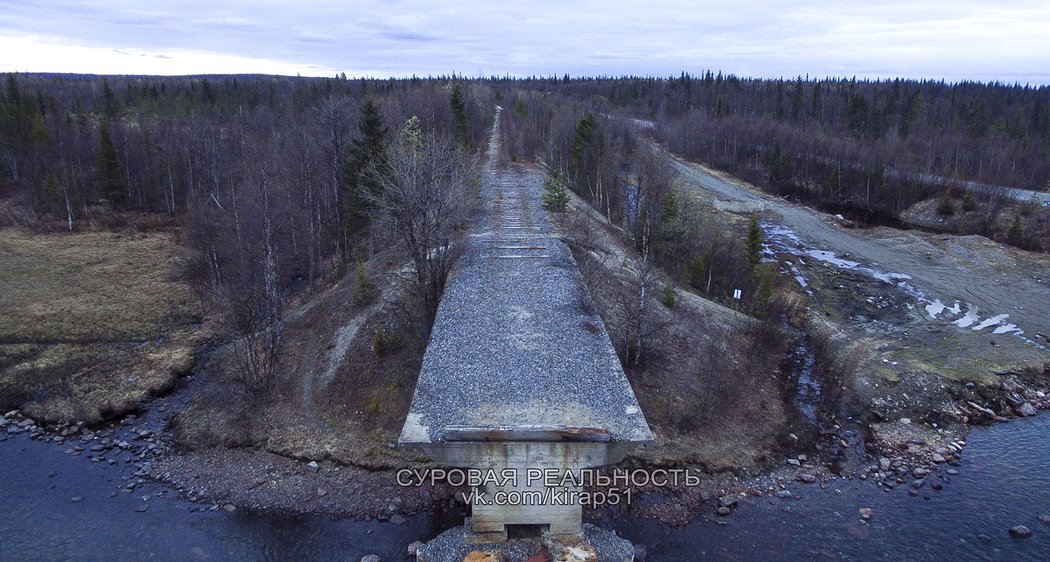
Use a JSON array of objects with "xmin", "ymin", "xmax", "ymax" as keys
[
  {"xmin": 746, "ymin": 214, "xmax": 764, "ymax": 265},
  {"xmin": 341, "ymin": 98, "xmax": 388, "ymax": 246},
  {"xmin": 101, "ymin": 78, "xmax": 120, "ymax": 119},
  {"xmin": 542, "ymin": 174, "xmax": 570, "ymax": 211},
  {"xmin": 93, "ymin": 121, "xmax": 128, "ymax": 206},
  {"xmin": 449, "ymin": 83, "xmax": 470, "ymax": 148},
  {"xmin": 962, "ymin": 191, "xmax": 977, "ymax": 212},
  {"xmin": 571, "ymin": 113, "xmax": 601, "ymax": 194},
  {"xmin": 937, "ymin": 192, "xmax": 955, "ymax": 215},
  {"xmin": 1008, "ymin": 215, "xmax": 1024, "ymax": 246}
]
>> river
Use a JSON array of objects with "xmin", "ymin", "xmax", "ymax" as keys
[
  {"xmin": 3, "ymin": 415, "xmax": 1049, "ymax": 560},
  {"xmin": 604, "ymin": 415, "xmax": 1050, "ymax": 561}
]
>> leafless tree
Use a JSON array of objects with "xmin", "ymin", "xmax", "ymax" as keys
[
  {"xmin": 619, "ymin": 237, "xmax": 663, "ymax": 366},
  {"xmin": 369, "ymin": 117, "xmax": 478, "ymax": 332},
  {"xmin": 315, "ymin": 95, "xmax": 355, "ymax": 218}
]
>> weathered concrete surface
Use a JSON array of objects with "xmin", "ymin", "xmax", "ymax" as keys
[
  {"xmin": 399, "ymin": 111, "xmax": 652, "ymax": 449},
  {"xmin": 399, "ymin": 109, "xmax": 652, "ymax": 540}
]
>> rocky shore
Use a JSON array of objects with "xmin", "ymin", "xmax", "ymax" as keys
[{"xmin": 2, "ymin": 362, "xmax": 1048, "ymax": 554}]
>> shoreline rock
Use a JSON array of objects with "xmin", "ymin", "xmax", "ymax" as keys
[{"xmin": 1009, "ymin": 525, "xmax": 1033, "ymax": 538}]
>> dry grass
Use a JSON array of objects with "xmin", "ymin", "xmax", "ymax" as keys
[
  {"xmin": 0, "ymin": 229, "xmax": 198, "ymax": 342},
  {"xmin": 0, "ymin": 227, "xmax": 203, "ymax": 423},
  {"xmin": 171, "ymin": 260, "xmax": 425, "ymax": 470}
]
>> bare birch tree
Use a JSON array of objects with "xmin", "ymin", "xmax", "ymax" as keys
[{"xmin": 369, "ymin": 117, "xmax": 477, "ymax": 333}]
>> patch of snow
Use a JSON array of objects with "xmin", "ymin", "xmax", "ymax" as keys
[
  {"xmin": 954, "ymin": 306, "xmax": 980, "ymax": 328},
  {"xmin": 873, "ymin": 271, "xmax": 912, "ymax": 284},
  {"xmin": 760, "ymin": 221, "xmax": 1036, "ymax": 346},
  {"xmin": 804, "ymin": 249, "xmax": 860, "ymax": 269},
  {"xmin": 972, "ymin": 313, "xmax": 1010, "ymax": 332},
  {"xmin": 925, "ymin": 300, "xmax": 946, "ymax": 318}
]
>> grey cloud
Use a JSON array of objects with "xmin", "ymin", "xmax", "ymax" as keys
[{"xmin": 0, "ymin": 0, "xmax": 1047, "ymax": 83}]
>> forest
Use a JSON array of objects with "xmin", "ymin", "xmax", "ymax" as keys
[{"xmin": 1, "ymin": 72, "xmax": 1048, "ymax": 383}]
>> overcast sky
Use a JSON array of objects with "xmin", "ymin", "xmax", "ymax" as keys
[{"xmin": 1, "ymin": 1, "xmax": 1048, "ymax": 83}]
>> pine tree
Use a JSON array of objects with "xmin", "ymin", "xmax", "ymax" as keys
[
  {"xmin": 340, "ymin": 98, "xmax": 388, "ymax": 246},
  {"xmin": 93, "ymin": 121, "xmax": 128, "ymax": 206},
  {"xmin": 746, "ymin": 214, "xmax": 764, "ymax": 265}
]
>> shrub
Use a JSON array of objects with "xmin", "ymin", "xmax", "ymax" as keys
[
  {"xmin": 937, "ymin": 193, "xmax": 955, "ymax": 216},
  {"xmin": 372, "ymin": 326, "xmax": 404, "ymax": 356},
  {"xmin": 351, "ymin": 263, "xmax": 376, "ymax": 306},
  {"xmin": 542, "ymin": 174, "xmax": 570, "ymax": 212},
  {"xmin": 962, "ymin": 192, "xmax": 977, "ymax": 212},
  {"xmin": 662, "ymin": 284, "xmax": 676, "ymax": 308}
]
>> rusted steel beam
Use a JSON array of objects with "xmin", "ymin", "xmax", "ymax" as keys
[{"xmin": 443, "ymin": 425, "xmax": 612, "ymax": 443}]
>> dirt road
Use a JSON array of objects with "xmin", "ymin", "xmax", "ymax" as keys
[{"xmin": 662, "ymin": 149, "xmax": 1050, "ymax": 348}]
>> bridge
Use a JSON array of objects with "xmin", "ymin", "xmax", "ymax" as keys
[{"xmin": 399, "ymin": 108, "xmax": 652, "ymax": 547}]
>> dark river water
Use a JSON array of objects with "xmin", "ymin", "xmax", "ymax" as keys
[
  {"xmin": 3, "ymin": 415, "xmax": 1050, "ymax": 561},
  {"xmin": 606, "ymin": 415, "xmax": 1050, "ymax": 561}
]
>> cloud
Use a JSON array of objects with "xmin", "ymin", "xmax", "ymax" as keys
[{"xmin": 0, "ymin": 0, "xmax": 1047, "ymax": 82}]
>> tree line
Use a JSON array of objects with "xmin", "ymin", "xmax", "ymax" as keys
[
  {"xmin": 0, "ymin": 73, "xmax": 491, "ymax": 386},
  {"xmin": 3, "ymin": 71, "xmax": 1044, "ymax": 376}
]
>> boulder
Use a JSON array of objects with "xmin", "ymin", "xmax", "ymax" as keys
[
  {"xmin": 1009, "ymin": 525, "xmax": 1033, "ymax": 538},
  {"xmin": 718, "ymin": 495, "xmax": 739, "ymax": 508}
]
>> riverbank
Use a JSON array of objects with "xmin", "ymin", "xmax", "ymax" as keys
[
  {"xmin": 5, "ymin": 360, "xmax": 1048, "ymax": 529},
  {"xmin": 4, "ymin": 207, "xmax": 1048, "ymax": 535},
  {"xmin": 0, "ymin": 428, "xmax": 430, "ymax": 561},
  {"xmin": 5, "ymin": 398, "xmax": 1050, "ymax": 560}
]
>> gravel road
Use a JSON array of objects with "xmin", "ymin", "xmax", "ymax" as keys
[{"xmin": 662, "ymin": 148, "xmax": 1050, "ymax": 347}]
